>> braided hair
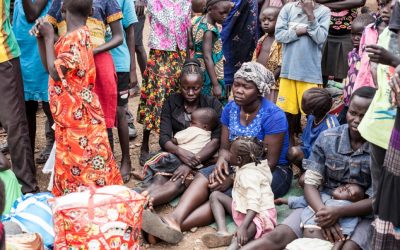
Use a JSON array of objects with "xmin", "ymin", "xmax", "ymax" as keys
[
  {"xmin": 301, "ymin": 88, "xmax": 333, "ymax": 118},
  {"xmin": 232, "ymin": 137, "xmax": 264, "ymax": 166},
  {"xmin": 180, "ymin": 59, "xmax": 204, "ymax": 82}
]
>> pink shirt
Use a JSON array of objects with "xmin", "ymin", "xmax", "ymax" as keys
[
  {"xmin": 146, "ymin": 0, "xmax": 191, "ymax": 51},
  {"xmin": 354, "ymin": 23, "xmax": 379, "ymax": 91}
]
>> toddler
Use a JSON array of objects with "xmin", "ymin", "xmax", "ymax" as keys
[
  {"xmin": 141, "ymin": 107, "xmax": 219, "ymax": 182},
  {"xmin": 275, "ymin": 0, "xmax": 330, "ymax": 144},
  {"xmin": 252, "ymin": 6, "xmax": 282, "ymax": 103},
  {"xmin": 275, "ymin": 183, "xmax": 365, "ymax": 249},
  {"xmin": 192, "ymin": 0, "xmax": 233, "ymax": 104},
  {"xmin": 341, "ymin": 13, "xmax": 376, "ymax": 124},
  {"xmin": 287, "ymin": 88, "xmax": 339, "ymax": 170},
  {"xmin": 201, "ymin": 137, "xmax": 276, "ymax": 249}
]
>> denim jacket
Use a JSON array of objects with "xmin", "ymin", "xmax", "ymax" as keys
[{"xmin": 303, "ymin": 125, "xmax": 372, "ymax": 197}]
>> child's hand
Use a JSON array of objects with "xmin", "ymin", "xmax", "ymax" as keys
[
  {"xmin": 30, "ymin": 17, "xmax": 54, "ymax": 39},
  {"xmin": 274, "ymin": 197, "xmax": 288, "ymax": 205},
  {"xmin": 212, "ymin": 85, "xmax": 222, "ymax": 99},
  {"xmin": 366, "ymin": 44, "xmax": 399, "ymax": 66},
  {"xmin": 235, "ymin": 225, "xmax": 249, "ymax": 247},
  {"xmin": 295, "ymin": 26, "xmax": 307, "ymax": 36}
]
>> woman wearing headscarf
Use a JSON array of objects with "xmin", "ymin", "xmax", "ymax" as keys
[{"xmin": 141, "ymin": 62, "xmax": 292, "ymax": 244}]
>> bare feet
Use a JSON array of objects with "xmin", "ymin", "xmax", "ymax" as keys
[{"xmin": 119, "ymin": 158, "xmax": 132, "ymax": 183}]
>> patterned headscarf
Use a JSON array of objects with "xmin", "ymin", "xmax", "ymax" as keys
[{"xmin": 234, "ymin": 62, "xmax": 275, "ymax": 95}]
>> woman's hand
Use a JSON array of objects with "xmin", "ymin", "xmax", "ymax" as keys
[
  {"xmin": 321, "ymin": 223, "xmax": 345, "ymax": 243},
  {"xmin": 390, "ymin": 65, "xmax": 400, "ymax": 107},
  {"xmin": 170, "ymin": 164, "xmax": 192, "ymax": 183},
  {"xmin": 209, "ymin": 157, "xmax": 230, "ymax": 184},
  {"xmin": 315, "ymin": 206, "xmax": 341, "ymax": 228},
  {"xmin": 176, "ymin": 147, "xmax": 201, "ymax": 168},
  {"xmin": 366, "ymin": 44, "xmax": 400, "ymax": 67},
  {"xmin": 208, "ymin": 174, "xmax": 233, "ymax": 192}
]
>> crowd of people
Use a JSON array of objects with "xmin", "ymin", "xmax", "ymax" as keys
[{"xmin": 0, "ymin": 0, "xmax": 400, "ymax": 249}]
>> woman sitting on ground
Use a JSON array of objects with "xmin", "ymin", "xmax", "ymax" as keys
[
  {"xmin": 138, "ymin": 59, "xmax": 223, "ymax": 207},
  {"xmin": 142, "ymin": 62, "xmax": 292, "ymax": 243}
]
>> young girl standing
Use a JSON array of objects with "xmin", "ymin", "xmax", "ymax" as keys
[
  {"xmin": 137, "ymin": 0, "xmax": 192, "ymax": 164},
  {"xmin": 192, "ymin": 0, "xmax": 233, "ymax": 104},
  {"xmin": 201, "ymin": 137, "xmax": 277, "ymax": 249},
  {"xmin": 32, "ymin": 0, "xmax": 123, "ymax": 196}
]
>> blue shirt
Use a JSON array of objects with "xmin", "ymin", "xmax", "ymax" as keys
[
  {"xmin": 275, "ymin": 2, "xmax": 330, "ymax": 84},
  {"xmin": 303, "ymin": 124, "xmax": 372, "ymax": 197},
  {"xmin": 221, "ymin": 98, "xmax": 289, "ymax": 165},
  {"xmin": 109, "ymin": 0, "xmax": 137, "ymax": 72},
  {"xmin": 301, "ymin": 114, "xmax": 339, "ymax": 159},
  {"xmin": 13, "ymin": 0, "xmax": 52, "ymax": 101}
]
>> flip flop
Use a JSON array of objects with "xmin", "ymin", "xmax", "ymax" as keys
[
  {"xmin": 201, "ymin": 232, "xmax": 233, "ymax": 248},
  {"xmin": 141, "ymin": 210, "xmax": 183, "ymax": 244}
]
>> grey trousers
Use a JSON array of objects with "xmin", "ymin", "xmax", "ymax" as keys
[{"xmin": 0, "ymin": 58, "xmax": 38, "ymax": 193}]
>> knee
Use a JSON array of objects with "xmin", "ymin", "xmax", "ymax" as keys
[
  {"xmin": 287, "ymin": 147, "xmax": 301, "ymax": 163},
  {"xmin": 342, "ymin": 240, "xmax": 361, "ymax": 250},
  {"xmin": 209, "ymin": 191, "xmax": 224, "ymax": 204}
]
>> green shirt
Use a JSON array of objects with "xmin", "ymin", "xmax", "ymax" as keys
[
  {"xmin": 359, "ymin": 27, "xmax": 397, "ymax": 149},
  {"xmin": 0, "ymin": 0, "xmax": 20, "ymax": 63},
  {"xmin": 0, "ymin": 170, "xmax": 22, "ymax": 215}
]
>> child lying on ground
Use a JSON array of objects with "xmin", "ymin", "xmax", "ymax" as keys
[
  {"xmin": 138, "ymin": 107, "xmax": 219, "ymax": 183},
  {"xmin": 275, "ymin": 183, "xmax": 365, "ymax": 249},
  {"xmin": 201, "ymin": 137, "xmax": 276, "ymax": 249},
  {"xmin": 252, "ymin": 6, "xmax": 282, "ymax": 103},
  {"xmin": 287, "ymin": 88, "xmax": 339, "ymax": 171}
]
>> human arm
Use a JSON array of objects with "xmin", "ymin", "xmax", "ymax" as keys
[
  {"xmin": 93, "ymin": 21, "xmax": 123, "ymax": 55},
  {"xmin": 317, "ymin": 0, "xmax": 365, "ymax": 10},
  {"xmin": 305, "ymin": 5, "xmax": 330, "ymax": 45},
  {"xmin": 275, "ymin": 4, "xmax": 301, "ymax": 44},
  {"xmin": 22, "ymin": 0, "xmax": 48, "ymax": 23},
  {"xmin": 203, "ymin": 31, "xmax": 222, "ymax": 99},
  {"xmin": 125, "ymin": 24, "xmax": 138, "ymax": 88},
  {"xmin": 236, "ymin": 210, "xmax": 257, "ymax": 246},
  {"xmin": 0, "ymin": 153, "xmax": 11, "ymax": 172},
  {"xmin": 263, "ymin": 132, "xmax": 285, "ymax": 171},
  {"xmin": 209, "ymin": 125, "xmax": 231, "ymax": 183},
  {"xmin": 366, "ymin": 44, "xmax": 400, "ymax": 67}
]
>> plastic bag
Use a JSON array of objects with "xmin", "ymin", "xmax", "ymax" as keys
[{"xmin": 42, "ymin": 143, "xmax": 56, "ymax": 191}]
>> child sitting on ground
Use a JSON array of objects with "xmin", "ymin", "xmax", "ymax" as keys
[
  {"xmin": 201, "ymin": 137, "xmax": 276, "ymax": 249},
  {"xmin": 139, "ymin": 107, "xmax": 219, "ymax": 183},
  {"xmin": 192, "ymin": 0, "xmax": 233, "ymax": 104},
  {"xmin": 252, "ymin": 6, "xmax": 282, "ymax": 103},
  {"xmin": 0, "ymin": 152, "xmax": 22, "ymax": 216},
  {"xmin": 275, "ymin": 183, "xmax": 365, "ymax": 249},
  {"xmin": 340, "ymin": 13, "xmax": 376, "ymax": 124},
  {"xmin": 287, "ymin": 88, "xmax": 339, "ymax": 171},
  {"xmin": 275, "ymin": 0, "xmax": 330, "ymax": 145}
]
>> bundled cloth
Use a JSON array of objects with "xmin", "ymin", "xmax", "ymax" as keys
[
  {"xmin": 2, "ymin": 193, "xmax": 55, "ymax": 249},
  {"xmin": 50, "ymin": 185, "xmax": 146, "ymax": 249},
  {"xmin": 6, "ymin": 233, "xmax": 44, "ymax": 250}
]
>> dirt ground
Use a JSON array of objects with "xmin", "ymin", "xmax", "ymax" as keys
[{"xmin": 0, "ymin": 1, "xmax": 378, "ymax": 249}]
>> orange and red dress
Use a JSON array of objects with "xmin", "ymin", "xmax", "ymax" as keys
[{"xmin": 49, "ymin": 26, "xmax": 122, "ymax": 196}]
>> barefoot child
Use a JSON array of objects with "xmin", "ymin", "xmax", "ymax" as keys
[
  {"xmin": 192, "ymin": 0, "xmax": 233, "ymax": 104},
  {"xmin": 275, "ymin": 183, "xmax": 366, "ymax": 249},
  {"xmin": 252, "ymin": 6, "xmax": 282, "ymax": 103},
  {"xmin": 31, "ymin": 0, "xmax": 122, "ymax": 196},
  {"xmin": 287, "ymin": 88, "xmax": 339, "ymax": 170},
  {"xmin": 139, "ymin": 107, "xmax": 219, "ymax": 183},
  {"xmin": 201, "ymin": 137, "xmax": 277, "ymax": 249}
]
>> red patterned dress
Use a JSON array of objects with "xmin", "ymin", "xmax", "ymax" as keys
[{"xmin": 49, "ymin": 26, "xmax": 122, "ymax": 196}]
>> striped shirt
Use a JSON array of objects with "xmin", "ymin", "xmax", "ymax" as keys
[{"xmin": 0, "ymin": 0, "xmax": 20, "ymax": 63}]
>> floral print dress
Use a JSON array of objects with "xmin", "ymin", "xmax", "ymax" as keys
[
  {"xmin": 50, "ymin": 27, "xmax": 122, "ymax": 196},
  {"xmin": 192, "ymin": 16, "xmax": 226, "ymax": 104}
]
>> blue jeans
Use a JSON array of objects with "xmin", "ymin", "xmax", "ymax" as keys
[{"xmin": 199, "ymin": 164, "xmax": 292, "ymax": 198}]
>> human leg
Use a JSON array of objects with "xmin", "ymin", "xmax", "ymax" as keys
[
  {"xmin": 181, "ymin": 201, "xmax": 214, "ymax": 231},
  {"xmin": 140, "ymin": 129, "xmax": 150, "ymax": 165},
  {"xmin": 107, "ymin": 128, "xmax": 114, "ymax": 153},
  {"xmin": 370, "ymin": 143, "xmax": 386, "ymax": 200},
  {"xmin": 163, "ymin": 173, "xmax": 210, "ymax": 231},
  {"xmin": 148, "ymin": 179, "xmax": 186, "ymax": 206},
  {"xmin": 25, "ymin": 100, "xmax": 38, "ymax": 152},
  {"xmin": 36, "ymin": 102, "xmax": 55, "ymax": 164},
  {"xmin": 0, "ymin": 58, "xmax": 37, "ymax": 193},
  {"xmin": 116, "ymin": 72, "xmax": 132, "ymax": 183}
]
